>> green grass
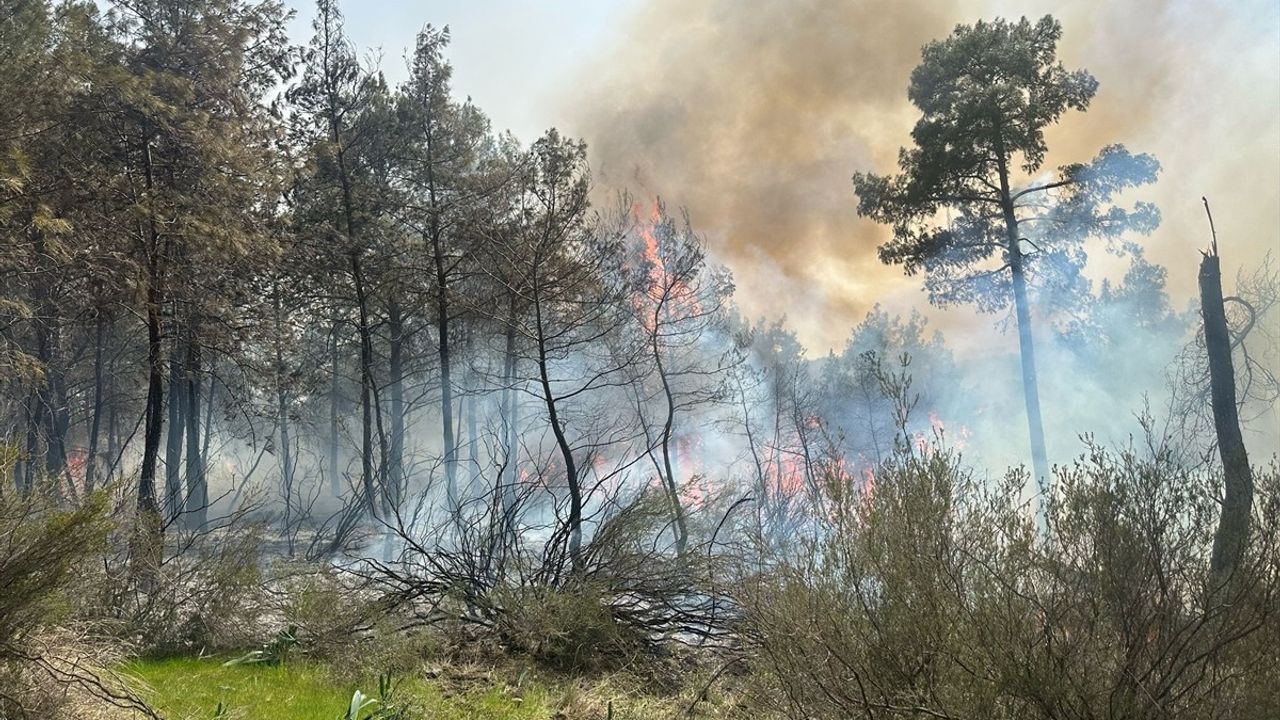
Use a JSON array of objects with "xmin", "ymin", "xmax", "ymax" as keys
[{"xmin": 123, "ymin": 657, "xmax": 553, "ymax": 720}]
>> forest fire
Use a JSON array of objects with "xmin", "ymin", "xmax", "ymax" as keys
[{"xmin": 0, "ymin": 1, "xmax": 1275, "ymax": 716}]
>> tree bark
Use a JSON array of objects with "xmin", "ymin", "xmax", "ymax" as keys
[
  {"xmin": 653, "ymin": 327, "xmax": 688, "ymax": 555},
  {"xmin": 19, "ymin": 388, "xmax": 42, "ymax": 496},
  {"xmin": 996, "ymin": 153, "xmax": 1051, "ymax": 522},
  {"xmin": 274, "ymin": 287, "xmax": 295, "ymax": 553},
  {"xmin": 84, "ymin": 315, "xmax": 106, "ymax": 493},
  {"xmin": 137, "ymin": 128, "xmax": 164, "ymax": 527},
  {"xmin": 350, "ymin": 250, "xmax": 377, "ymax": 518},
  {"xmin": 433, "ymin": 233, "xmax": 457, "ymax": 510},
  {"xmin": 138, "ymin": 281, "xmax": 164, "ymax": 523},
  {"xmin": 533, "ymin": 290, "xmax": 583, "ymax": 570},
  {"xmin": 184, "ymin": 331, "xmax": 205, "ymax": 531},
  {"xmin": 164, "ymin": 341, "xmax": 186, "ymax": 523},
  {"xmin": 329, "ymin": 319, "xmax": 341, "ymax": 495},
  {"xmin": 499, "ymin": 308, "xmax": 519, "ymax": 520},
  {"xmin": 387, "ymin": 297, "xmax": 405, "ymax": 513},
  {"xmin": 1200, "ymin": 249, "xmax": 1253, "ymax": 586}
]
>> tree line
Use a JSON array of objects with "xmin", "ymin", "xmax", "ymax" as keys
[{"xmin": 2, "ymin": 2, "xmax": 1269, "ymax": 563}]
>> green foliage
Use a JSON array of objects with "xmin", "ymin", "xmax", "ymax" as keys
[
  {"xmin": 128, "ymin": 656, "xmax": 570, "ymax": 719},
  {"xmin": 223, "ymin": 625, "xmax": 298, "ymax": 667},
  {"xmin": 0, "ymin": 492, "xmax": 111, "ymax": 649},
  {"xmin": 488, "ymin": 583, "xmax": 646, "ymax": 672},
  {"xmin": 340, "ymin": 672, "xmax": 406, "ymax": 720},
  {"xmin": 852, "ymin": 14, "xmax": 1159, "ymax": 314}
]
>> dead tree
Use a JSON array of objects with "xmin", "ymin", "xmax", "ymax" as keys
[{"xmin": 1200, "ymin": 198, "xmax": 1253, "ymax": 588}]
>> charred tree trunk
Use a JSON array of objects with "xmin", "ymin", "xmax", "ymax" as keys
[
  {"xmin": 533, "ymin": 291, "xmax": 583, "ymax": 571},
  {"xmin": 329, "ymin": 319, "xmax": 341, "ymax": 495},
  {"xmin": 465, "ymin": 327, "xmax": 480, "ymax": 492},
  {"xmin": 20, "ymin": 388, "xmax": 42, "ymax": 496},
  {"xmin": 1199, "ymin": 209, "xmax": 1253, "ymax": 588},
  {"xmin": 105, "ymin": 361, "xmax": 119, "ymax": 487},
  {"xmin": 39, "ymin": 315, "xmax": 70, "ymax": 490},
  {"xmin": 201, "ymin": 371, "xmax": 214, "ymax": 473},
  {"xmin": 138, "ymin": 280, "xmax": 165, "ymax": 524},
  {"xmin": 350, "ymin": 250, "xmax": 377, "ymax": 518},
  {"xmin": 653, "ymin": 330, "xmax": 688, "ymax": 555},
  {"xmin": 137, "ymin": 129, "xmax": 165, "ymax": 529},
  {"xmin": 433, "ymin": 234, "xmax": 457, "ymax": 510},
  {"xmin": 499, "ymin": 307, "xmax": 520, "ymax": 524}
]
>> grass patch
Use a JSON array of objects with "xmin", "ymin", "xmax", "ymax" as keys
[
  {"xmin": 124, "ymin": 657, "xmax": 356, "ymax": 719},
  {"xmin": 124, "ymin": 656, "xmax": 556, "ymax": 719}
]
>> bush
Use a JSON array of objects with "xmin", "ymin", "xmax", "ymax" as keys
[
  {"xmin": 489, "ymin": 582, "xmax": 647, "ymax": 671},
  {"xmin": 88, "ymin": 510, "xmax": 269, "ymax": 656},
  {"xmin": 741, "ymin": 441, "xmax": 1280, "ymax": 720},
  {"xmin": 273, "ymin": 564, "xmax": 426, "ymax": 680},
  {"xmin": 0, "ymin": 491, "xmax": 153, "ymax": 719},
  {"xmin": 370, "ymin": 490, "xmax": 734, "ymax": 675}
]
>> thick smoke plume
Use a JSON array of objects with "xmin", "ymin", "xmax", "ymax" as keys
[{"xmin": 566, "ymin": 0, "xmax": 1280, "ymax": 354}]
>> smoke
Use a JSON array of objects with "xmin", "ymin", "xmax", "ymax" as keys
[{"xmin": 563, "ymin": 0, "xmax": 1280, "ymax": 355}]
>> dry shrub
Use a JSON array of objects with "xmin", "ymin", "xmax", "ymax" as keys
[
  {"xmin": 0, "ymin": 492, "xmax": 154, "ymax": 719},
  {"xmin": 273, "ymin": 564, "xmax": 427, "ymax": 679},
  {"xmin": 0, "ymin": 627, "xmax": 146, "ymax": 720},
  {"xmin": 489, "ymin": 582, "xmax": 647, "ymax": 672},
  {"xmin": 372, "ymin": 490, "xmax": 735, "ymax": 676},
  {"xmin": 88, "ymin": 509, "xmax": 270, "ymax": 656},
  {"xmin": 741, "ymin": 441, "xmax": 1280, "ymax": 720}
]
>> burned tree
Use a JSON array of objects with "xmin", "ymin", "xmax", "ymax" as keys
[
  {"xmin": 626, "ymin": 201, "xmax": 733, "ymax": 555},
  {"xmin": 1199, "ymin": 200, "xmax": 1255, "ymax": 587}
]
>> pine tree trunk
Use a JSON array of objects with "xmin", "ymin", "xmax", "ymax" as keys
[
  {"xmin": 164, "ymin": 343, "xmax": 186, "ymax": 523},
  {"xmin": 40, "ymin": 314, "xmax": 70, "ymax": 489},
  {"xmin": 434, "ymin": 237, "xmax": 457, "ymax": 510},
  {"xmin": 500, "ymin": 313, "xmax": 519, "ymax": 525},
  {"xmin": 85, "ymin": 315, "xmax": 106, "ymax": 493},
  {"xmin": 138, "ymin": 283, "xmax": 165, "ymax": 524},
  {"xmin": 275, "ymin": 289, "xmax": 295, "ymax": 554},
  {"xmin": 1010, "ymin": 261, "xmax": 1050, "ymax": 492},
  {"xmin": 653, "ymin": 331, "xmax": 688, "ymax": 555},
  {"xmin": 20, "ymin": 388, "xmax": 41, "ymax": 496},
  {"xmin": 329, "ymin": 319, "xmax": 341, "ymax": 495},
  {"xmin": 997, "ymin": 155, "xmax": 1051, "ymax": 523},
  {"xmin": 465, "ymin": 327, "xmax": 479, "ymax": 492},
  {"xmin": 388, "ymin": 298, "xmax": 404, "ymax": 513},
  {"xmin": 533, "ymin": 294, "xmax": 582, "ymax": 571},
  {"xmin": 185, "ymin": 332, "xmax": 205, "ymax": 531},
  {"xmin": 138, "ymin": 128, "xmax": 165, "ymax": 530},
  {"xmin": 350, "ymin": 251, "xmax": 376, "ymax": 517}
]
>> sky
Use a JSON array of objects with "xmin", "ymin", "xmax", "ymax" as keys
[
  {"xmin": 283, "ymin": 0, "xmax": 640, "ymax": 142},
  {"xmin": 285, "ymin": 0, "xmax": 1280, "ymax": 355}
]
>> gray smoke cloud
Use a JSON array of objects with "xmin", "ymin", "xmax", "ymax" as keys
[{"xmin": 562, "ymin": 0, "xmax": 1280, "ymax": 355}]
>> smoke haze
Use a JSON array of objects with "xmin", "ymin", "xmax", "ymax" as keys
[{"xmin": 564, "ymin": 0, "xmax": 1280, "ymax": 354}]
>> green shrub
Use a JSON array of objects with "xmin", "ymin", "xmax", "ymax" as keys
[
  {"xmin": 89, "ymin": 513, "xmax": 268, "ymax": 656},
  {"xmin": 0, "ymin": 491, "xmax": 151, "ymax": 719},
  {"xmin": 741, "ymin": 441, "xmax": 1280, "ymax": 720},
  {"xmin": 489, "ymin": 582, "xmax": 647, "ymax": 672}
]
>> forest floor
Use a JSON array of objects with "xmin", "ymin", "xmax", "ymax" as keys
[{"xmin": 124, "ymin": 655, "xmax": 711, "ymax": 719}]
